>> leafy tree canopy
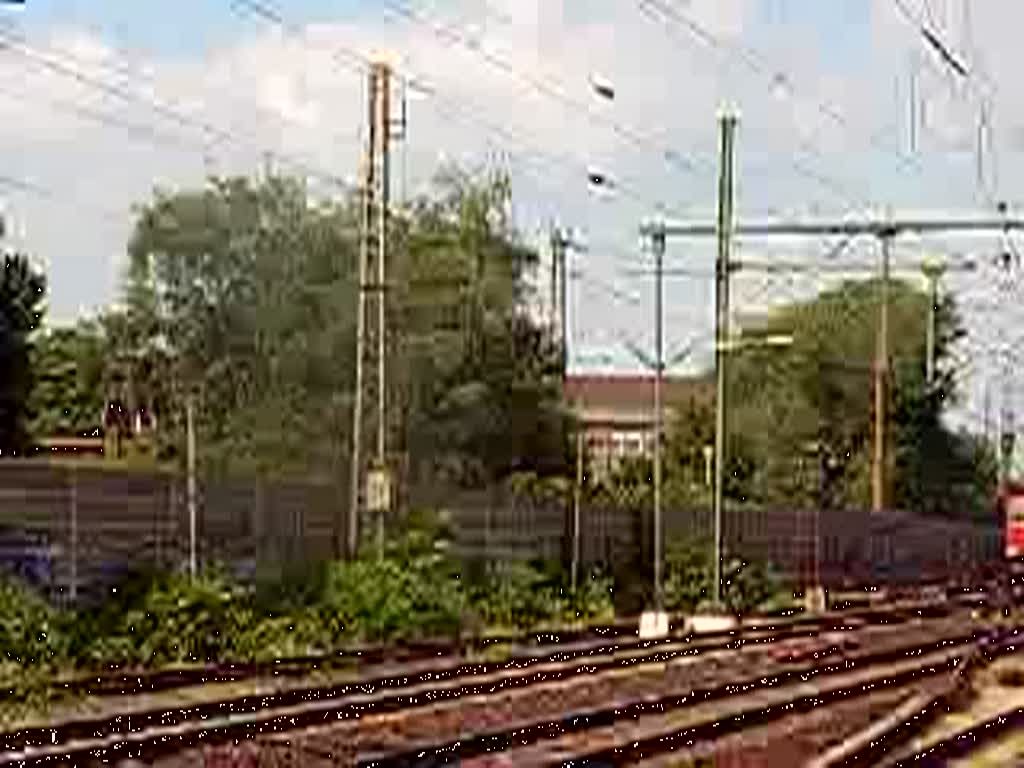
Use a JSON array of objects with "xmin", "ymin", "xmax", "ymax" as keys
[
  {"xmin": 28, "ymin": 321, "xmax": 106, "ymax": 439},
  {"xmin": 0, "ymin": 253, "xmax": 45, "ymax": 455},
  {"xmin": 117, "ymin": 165, "xmax": 565, "ymax": 487},
  {"xmin": 664, "ymin": 277, "xmax": 994, "ymax": 518}
]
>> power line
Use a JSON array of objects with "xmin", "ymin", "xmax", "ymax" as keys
[
  {"xmin": 0, "ymin": 77, "xmax": 209, "ymax": 153},
  {"xmin": 229, "ymin": 0, "xmax": 677, "ymax": 215},
  {"xmin": 0, "ymin": 27, "xmax": 233, "ymax": 146},
  {"xmin": 0, "ymin": 167, "xmax": 133, "ymax": 231},
  {"xmin": 636, "ymin": 0, "xmax": 937, "ymax": 200},
  {"xmin": 892, "ymin": 0, "xmax": 969, "ymax": 79},
  {"xmin": 0, "ymin": 24, "xmax": 354, "ymax": 192},
  {"xmin": 375, "ymin": 0, "xmax": 714, "ymax": 179}
]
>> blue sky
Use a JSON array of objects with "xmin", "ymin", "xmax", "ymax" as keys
[
  {"xmin": 11, "ymin": 0, "xmax": 873, "ymax": 68},
  {"xmin": 14, "ymin": 0, "xmax": 355, "ymax": 57},
  {"xmin": 0, "ymin": 0, "xmax": 1021, "ymax": 449}
]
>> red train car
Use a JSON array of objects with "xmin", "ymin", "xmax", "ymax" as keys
[{"xmin": 998, "ymin": 482, "xmax": 1024, "ymax": 560}]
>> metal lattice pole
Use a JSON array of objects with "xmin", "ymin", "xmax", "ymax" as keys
[{"xmin": 713, "ymin": 113, "xmax": 737, "ymax": 608}]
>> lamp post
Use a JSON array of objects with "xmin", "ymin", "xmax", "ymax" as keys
[
  {"xmin": 622, "ymin": 334, "xmax": 695, "ymax": 618},
  {"xmin": 590, "ymin": 73, "xmax": 615, "ymax": 101},
  {"xmin": 555, "ymin": 228, "xmax": 587, "ymax": 591}
]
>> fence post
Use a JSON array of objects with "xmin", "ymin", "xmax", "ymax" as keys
[
  {"xmin": 484, "ymin": 489, "xmax": 492, "ymax": 566},
  {"xmin": 69, "ymin": 465, "xmax": 78, "ymax": 604},
  {"xmin": 186, "ymin": 395, "xmax": 197, "ymax": 578},
  {"xmin": 254, "ymin": 479, "xmax": 266, "ymax": 565}
]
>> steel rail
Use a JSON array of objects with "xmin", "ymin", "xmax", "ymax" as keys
[
  {"xmin": 0, "ymin": 602, "xmax": 974, "ymax": 765},
  {"xmin": 362, "ymin": 626, "xmax": 1014, "ymax": 766}
]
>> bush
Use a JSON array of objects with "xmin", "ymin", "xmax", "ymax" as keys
[
  {"xmin": 0, "ymin": 505, "xmax": 628, "ymax": 679},
  {"xmin": 0, "ymin": 661, "xmax": 65, "ymax": 723},
  {"xmin": 503, "ymin": 472, "xmax": 570, "ymax": 505},
  {"xmin": 664, "ymin": 539, "xmax": 714, "ymax": 613},
  {"xmin": 469, "ymin": 561, "xmax": 615, "ymax": 631},
  {"xmin": 234, "ymin": 611, "xmax": 332, "ymax": 662},
  {"xmin": 319, "ymin": 555, "xmax": 466, "ymax": 643},
  {"xmin": 0, "ymin": 578, "xmax": 69, "ymax": 720},
  {"xmin": 562, "ymin": 568, "xmax": 615, "ymax": 624},
  {"xmin": 722, "ymin": 556, "xmax": 788, "ymax": 614},
  {"xmin": 72, "ymin": 568, "xmax": 255, "ymax": 667},
  {"xmin": 252, "ymin": 558, "xmax": 329, "ymax": 615},
  {"xmin": 470, "ymin": 561, "xmax": 564, "ymax": 631},
  {"xmin": 0, "ymin": 577, "xmax": 64, "ymax": 665},
  {"xmin": 663, "ymin": 537, "xmax": 790, "ymax": 615}
]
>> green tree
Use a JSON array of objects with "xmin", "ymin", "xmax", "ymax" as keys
[
  {"xmin": 384, "ymin": 165, "xmax": 566, "ymax": 487},
  {"xmin": 0, "ymin": 253, "xmax": 45, "ymax": 455},
  {"xmin": 120, "ymin": 166, "xmax": 564, "ymax": 490},
  {"xmin": 665, "ymin": 277, "xmax": 992, "ymax": 517},
  {"xmin": 28, "ymin": 321, "xmax": 106, "ymax": 439},
  {"xmin": 124, "ymin": 175, "xmax": 357, "ymax": 477}
]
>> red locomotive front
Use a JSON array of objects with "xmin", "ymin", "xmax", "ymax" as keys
[{"xmin": 999, "ymin": 482, "xmax": 1024, "ymax": 560}]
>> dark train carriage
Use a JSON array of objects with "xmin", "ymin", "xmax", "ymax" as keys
[{"xmin": 836, "ymin": 510, "xmax": 998, "ymax": 591}]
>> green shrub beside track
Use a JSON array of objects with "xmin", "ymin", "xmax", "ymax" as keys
[{"xmin": 0, "ymin": 517, "xmax": 785, "ymax": 720}]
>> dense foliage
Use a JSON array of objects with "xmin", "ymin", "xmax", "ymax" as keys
[
  {"xmin": 0, "ymin": 506, "xmax": 782, "ymax": 720},
  {"xmin": 469, "ymin": 561, "xmax": 614, "ymax": 631},
  {"xmin": 0, "ymin": 253, "xmax": 45, "ymax": 455},
  {"xmin": 121, "ymin": 175, "xmax": 356, "ymax": 477},
  {"xmin": 103, "ymin": 166, "xmax": 567, "ymax": 494},
  {"xmin": 663, "ymin": 537, "xmax": 790, "ymax": 615},
  {"xmin": 0, "ymin": 577, "xmax": 67, "ymax": 719},
  {"xmin": 0, "ymin": 516, "xmax": 624, "ymax": 675},
  {"xmin": 655, "ymin": 278, "xmax": 996, "ymax": 518},
  {"xmin": 0, "ymin": 538, "xmax": 785, "ymax": 673},
  {"xmin": 0, "ymin": 576, "xmax": 63, "ymax": 665},
  {"xmin": 28, "ymin": 321, "xmax": 106, "ymax": 439}
]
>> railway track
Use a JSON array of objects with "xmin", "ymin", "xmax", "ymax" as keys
[
  {"xmin": 901, "ymin": 706, "xmax": 1024, "ymax": 766},
  {"xmin": 0, "ymin": 597, "xmax": 999, "ymax": 767},
  {"xmin": 353, "ymin": 622, "xmax": 1009, "ymax": 766}
]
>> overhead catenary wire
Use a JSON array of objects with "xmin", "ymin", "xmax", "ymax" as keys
[
  {"xmin": 0, "ymin": 165, "xmax": 133, "ymax": 230},
  {"xmin": 229, "ymin": 0, "xmax": 677, "ymax": 216},
  {"xmin": 892, "ymin": 0, "xmax": 971, "ymax": 81},
  {"xmin": 0, "ymin": 77, "xmax": 205, "ymax": 153},
  {"xmin": 0, "ymin": 24, "xmax": 355, "ymax": 193},
  {"xmin": 637, "ymin": 0, "xmax": 930, "ymax": 181},
  {"xmin": 633, "ymin": 0, "xmax": 992, "ymax": 248},
  {"xmin": 375, "ymin": 0, "xmax": 714, "ymax": 178},
  {"xmin": 0, "ymin": 27, "xmax": 675, "ymax": 350}
]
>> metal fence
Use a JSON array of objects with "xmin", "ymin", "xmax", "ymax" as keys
[
  {"xmin": 436, "ymin": 493, "xmax": 1000, "ymax": 590},
  {"xmin": 0, "ymin": 463, "xmax": 340, "ymax": 604},
  {"xmin": 0, "ymin": 463, "xmax": 1002, "ymax": 604}
]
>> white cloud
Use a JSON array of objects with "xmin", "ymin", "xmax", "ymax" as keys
[{"xmin": 0, "ymin": 0, "xmax": 1020, "ymax": 421}]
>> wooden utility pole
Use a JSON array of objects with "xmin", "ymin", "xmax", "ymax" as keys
[
  {"xmin": 550, "ymin": 228, "xmax": 561, "ymax": 341},
  {"xmin": 376, "ymin": 62, "xmax": 391, "ymax": 468},
  {"xmin": 553, "ymin": 227, "xmax": 585, "ymax": 589}
]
